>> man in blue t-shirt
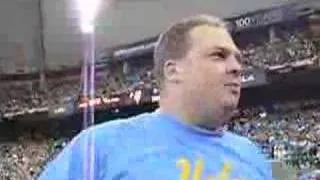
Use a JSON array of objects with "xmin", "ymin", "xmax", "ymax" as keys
[{"xmin": 39, "ymin": 14, "xmax": 273, "ymax": 180}]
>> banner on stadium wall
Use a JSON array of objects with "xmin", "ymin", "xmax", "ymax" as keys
[
  {"xmin": 78, "ymin": 97, "xmax": 120, "ymax": 109},
  {"xmin": 48, "ymin": 99, "xmax": 76, "ymax": 118},
  {"xmin": 113, "ymin": 41, "xmax": 157, "ymax": 59},
  {"xmin": 232, "ymin": 8, "xmax": 284, "ymax": 30},
  {"xmin": 3, "ymin": 107, "xmax": 49, "ymax": 119},
  {"xmin": 229, "ymin": 4, "xmax": 298, "ymax": 31},
  {"xmin": 241, "ymin": 68, "xmax": 268, "ymax": 88}
]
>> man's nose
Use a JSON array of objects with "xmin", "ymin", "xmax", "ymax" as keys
[{"xmin": 227, "ymin": 56, "xmax": 243, "ymax": 77}]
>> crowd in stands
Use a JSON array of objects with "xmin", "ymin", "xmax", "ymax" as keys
[
  {"xmin": 0, "ymin": 122, "xmax": 73, "ymax": 180},
  {"xmin": 0, "ymin": 83, "xmax": 48, "ymax": 119},
  {"xmin": 0, "ymin": 98, "xmax": 319, "ymax": 179},
  {"xmin": 0, "ymin": 138, "xmax": 70, "ymax": 180},
  {"xmin": 241, "ymin": 28, "xmax": 319, "ymax": 69},
  {"xmin": 0, "ymin": 138, "xmax": 50, "ymax": 179},
  {"xmin": 230, "ymin": 99, "xmax": 320, "ymax": 170},
  {"xmin": 48, "ymin": 77, "xmax": 80, "ymax": 105}
]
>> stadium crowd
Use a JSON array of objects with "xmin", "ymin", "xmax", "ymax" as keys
[
  {"xmin": 231, "ymin": 100, "xmax": 320, "ymax": 170},
  {"xmin": 241, "ymin": 28, "xmax": 319, "ymax": 69},
  {"xmin": 0, "ymin": 83, "xmax": 48, "ymax": 119},
  {"xmin": 0, "ymin": 123, "xmax": 72, "ymax": 180},
  {"xmin": 0, "ymin": 25, "xmax": 320, "ymax": 179},
  {"xmin": 0, "ymin": 98, "xmax": 319, "ymax": 179}
]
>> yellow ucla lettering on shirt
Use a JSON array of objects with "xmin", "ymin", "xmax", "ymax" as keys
[
  {"xmin": 177, "ymin": 158, "xmax": 191, "ymax": 180},
  {"xmin": 217, "ymin": 161, "xmax": 232, "ymax": 180},
  {"xmin": 176, "ymin": 157, "xmax": 204, "ymax": 180},
  {"xmin": 177, "ymin": 157, "xmax": 234, "ymax": 180},
  {"xmin": 193, "ymin": 158, "xmax": 204, "ymax": 180}
]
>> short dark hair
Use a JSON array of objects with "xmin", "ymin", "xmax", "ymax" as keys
[{"xmin": 153, "ymin": 14, "xmax": 226, "ymax": 85}]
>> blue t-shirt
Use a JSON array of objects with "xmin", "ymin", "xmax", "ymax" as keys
[{"xmin": 39, "ymin": 111, "xmax": 273, "ymax": 180}]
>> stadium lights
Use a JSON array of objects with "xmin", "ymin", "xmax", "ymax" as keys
[{"xmin": 76, "ymin": 0, "xmax": 101, "ymax": 33}]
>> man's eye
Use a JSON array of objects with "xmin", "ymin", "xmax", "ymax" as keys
[{"xmin": 213, "ymin": 52, "xmax": 226, "ymax": 59}]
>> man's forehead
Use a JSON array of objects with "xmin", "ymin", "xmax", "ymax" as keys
[{"xmin": 189, "ymin": 25, "xmax": 239, "ymax": 53}]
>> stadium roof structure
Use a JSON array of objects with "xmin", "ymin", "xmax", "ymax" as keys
[{"xmin": 0, "ymin": 0, "xmax": 318, "ymax": 74}]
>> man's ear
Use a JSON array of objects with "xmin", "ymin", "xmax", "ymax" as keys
[{"xmin": 163, "ymin": 60, "xmax": 184, "ymax": 83}]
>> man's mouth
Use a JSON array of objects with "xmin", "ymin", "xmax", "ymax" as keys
[
  {"xmin": 224, "ymin": 83, "xmax": 241, "ymax": 94},
  {"xmin": 225, "ymin": 82, "xmax": 241, "ymax": 87}
]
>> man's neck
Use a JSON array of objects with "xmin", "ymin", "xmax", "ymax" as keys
[
  {"xmin": 159, "ymin": 88, "xmax": 230, "ymax": 130},
  {"xmin": 159, "ymin": 102, "xmax": 224, "ymax": 131},
  {"xmin": 157, "ymin": 106, "xmax": 225, "ymax": 135}
]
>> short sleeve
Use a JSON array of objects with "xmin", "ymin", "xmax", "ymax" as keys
[{"xmin": 38, "ymin": 128, "xmax": 105, "ymax": 180}]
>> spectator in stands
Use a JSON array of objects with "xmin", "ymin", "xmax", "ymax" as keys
[
  {"xmin": 39, "ymin": 14, "xmax": 272, "ymax": 180},
  {"xmin": 231, "ymin": 100, "xmax": 320, "ymax": 170}
]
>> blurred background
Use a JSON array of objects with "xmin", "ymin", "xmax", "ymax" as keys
[{"xmin": 0, "ymin": 0, "xmax": 319, "ymax": 179}]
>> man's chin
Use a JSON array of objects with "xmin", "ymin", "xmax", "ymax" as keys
[
  {"xmin": 225, "ymin": 98, "xmax": 239, "ymax": 107},
  {"xmin": 223, "ymin": 103, "xmax": 238, "ymax": 116}
]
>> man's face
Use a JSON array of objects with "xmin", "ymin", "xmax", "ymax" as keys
[{"xmin": 179, "ymin": 25, "xmax": 242, "ymax": 121}]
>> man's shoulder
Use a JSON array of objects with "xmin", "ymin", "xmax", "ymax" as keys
[
  {"xmin": 99, "ymin": 111, "xmax": 154, "ymax": 129},
  {"xmin": 222, "ymin": 131, "xmax": 267, "ymax": 161},
  {"xmin": 223, "ymin": 131, "xmax": 264, "ymax": 158},
  {"xmin": 224, "ymin": 131, "xmax": 258, "ymax": 149},
  {"xmin": 83, "ymin": 112, "xmax": 156, "ymax": 144},
  {"xmin": 224, "ymin": 131, "xmax": 271, "ymax": 176}
]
